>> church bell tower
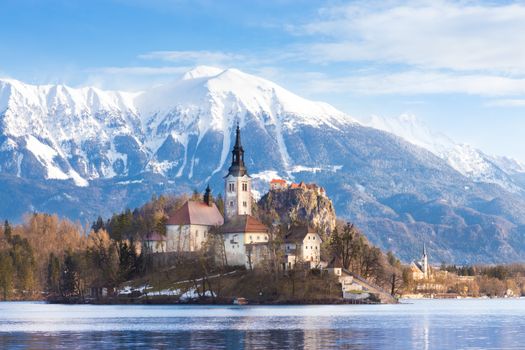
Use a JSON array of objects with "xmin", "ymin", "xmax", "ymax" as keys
[{"xmin": 224, "ymin": 124, "xmax": 251, "ymax": 219}]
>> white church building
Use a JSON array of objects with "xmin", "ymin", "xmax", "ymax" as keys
[{"xmin": 156, "ymin": 125, "xmax": 270, "ymax": 269}]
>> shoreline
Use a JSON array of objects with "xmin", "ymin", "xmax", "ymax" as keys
[{"xmin": 45, "ymin": 295, "xmax": 387, "ymax": 305}]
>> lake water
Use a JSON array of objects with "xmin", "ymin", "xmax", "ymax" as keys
[{"xmin": 0, "ymin": 299, "xmax": 524, "ymax": 349}]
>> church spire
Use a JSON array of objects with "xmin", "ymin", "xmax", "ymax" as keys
[
  {"xmin": 226, "ymin": 123, "xmax": 248, "ymax": 177},
  {"xmin": 203, "ymin": 184, "xmax": 212, "ymax": 206}
]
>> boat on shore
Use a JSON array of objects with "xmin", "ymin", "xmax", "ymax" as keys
[{"xmin": 233, "ymin": 297, "xmax": 248, "ymax": 305}]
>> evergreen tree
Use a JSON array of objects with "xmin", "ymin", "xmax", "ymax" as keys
[
  {"xmin": 91, "ymin": 216, "xmax": 105, "ymax": 233},
  {"xmin": 47, "ymin": 253, "xmax": 61, "ymax": 294},
  {"xmin": 3, "ymin": 220, "xmax": 12, "ymax": 242},
  {"xmin": 0, "ymin": 252, "xmax": 14, "ymax": 300},
  {"xmin": 61, "ymin": 252, "xmax": 81, "ymax": 298}
]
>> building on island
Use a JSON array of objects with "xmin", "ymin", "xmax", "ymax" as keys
[
  {"xmin": 410, "ymin": 244, "xmax": 430, "ymax": 280},
  {"xmin": 165, "ymin": 186, "xmax": 224, "ymax": 252},
  {"xmin": 272, "ymin": 179, "xmax": 326, "ymax": 197},
  {"xmin": 270, "ymin": 178, "xmax": 287, "ymax": 190},
  {"xmin": 282, "ymin": 226, "xmax": 322, "ymax": 270},
  {"xmin": 221, "ymin": 215, "xmax": 269, "ymax": 268},
  {"xmin": 160, "ymin": 124, "xmax": 327, "ymax": 271},
  {"xmin": 143, "ymin": 232, "xmax": 167, "ymax": 253}
]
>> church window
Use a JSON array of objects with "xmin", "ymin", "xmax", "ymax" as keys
[
  {"xmin": 242, "ymin": 183, "xmax": 248, "ymax": 191},
  {"xmin": 229, "ymin": 183, "xmax": 235, "ymax": 192},
  {"xmin": 230, "ymin": 201, "xmax": 234, "ymax": 207},
  {"xmin": 243, "ymin": 201, "xmax": 247, "ymax": 207}
]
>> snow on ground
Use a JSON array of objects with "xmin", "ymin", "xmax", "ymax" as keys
[{"xmin": 179, "ymin": 288, "xmax": 215, "ymax": 301}]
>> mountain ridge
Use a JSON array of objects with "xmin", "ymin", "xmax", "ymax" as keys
[{"xmin": 2, "ymin": 67, "xmax": 525, "ymax": 264}]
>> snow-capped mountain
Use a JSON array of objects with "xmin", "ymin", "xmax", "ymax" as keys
[
  {"xmin": 362, "ymin": 114, "xmax": 525, "ymax": 193},
  {"xmin": 2, "ymin": 66, "xmax": 525, "ymax": 264},
  {"xmin": 0, "ymin": 78, "xmax": 141, "ymax": 185},
  {"xmin": 0, "ymin": 66, "xmax": 354, "ymax": 187}
]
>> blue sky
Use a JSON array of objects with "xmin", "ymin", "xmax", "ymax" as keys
[{"xmin": 1, "ymin": 0, "xmax": 525, "ymax": 162}]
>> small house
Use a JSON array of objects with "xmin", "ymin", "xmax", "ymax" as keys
[{"xmin": 283, "ymin": 226, "xmax": 322, "ymax": 269}]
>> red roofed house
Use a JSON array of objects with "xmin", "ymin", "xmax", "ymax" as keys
[
  {"xmin": 270, "ymin": 178, "xmax": 287, "ymax": 190},
  {"xmin": 166, "ymin": 185, "xmax": 224, "ymax": 252},
  {"xmin": 221, "ymin": 215, "xmax": 269, "ymax": 268}
]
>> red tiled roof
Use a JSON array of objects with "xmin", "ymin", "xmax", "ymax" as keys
[
  {"xmin": 167, "ymin": 201, "xmax": 224, "ymax": 226},
  {"xmin": 271, "ymin": 179, "xmax": 286, "ymax": 184},
  {"xmin": 221, "ymin": 215, "xmax": 269, "ymax": 234}
]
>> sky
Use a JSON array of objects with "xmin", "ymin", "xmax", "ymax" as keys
[{"xmin": 1, "ymin": 0, "xmax": 525, "ymax": 162}]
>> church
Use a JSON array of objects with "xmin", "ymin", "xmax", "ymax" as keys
[
  {"xmin": 161, "ymin": 125, "xmax": 270, "ymax": 269},
  {"xmin": 410, "ymin": 244, "xmax": 430, "ymax": 280}
]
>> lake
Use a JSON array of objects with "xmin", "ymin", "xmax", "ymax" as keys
[{"xmin": 1, "ymin": 299, "xmax": 524, "ymax": 349}]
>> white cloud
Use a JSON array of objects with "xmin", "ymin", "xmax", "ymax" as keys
[
  {"xmin": 300, "ymin": 70, "xmax": 525, "ymax": 96},
  {"xmin": 485, "ymin": 99, "xmax": 525, "ymax": 107},
  {"xmin": 292, "ymin": 1, "xmax": 525, "ymax": 74}
]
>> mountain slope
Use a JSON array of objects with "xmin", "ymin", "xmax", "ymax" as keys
[
  {"xmin": 363, "ymin": 114, "xmax": 525, "ymax": 193},
  {"xmin": 2, "ymin": 67, "xmax": 525, "ymax": 264}
]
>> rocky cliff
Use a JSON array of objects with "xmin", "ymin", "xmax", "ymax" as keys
[{"xmin": 258, "ymin": 186, "xmax": 336, "ymax": 234}]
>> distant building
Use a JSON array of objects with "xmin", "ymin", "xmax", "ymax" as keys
[
  {"xmin": 326, "ymin": 255, "xmax": 343, "ymax": 277},
  {"xmin": 165, "ymin": 186, "xmax": 224, "ymax": 252},
  {"xmin": 411, "ymin": 244, "xmax": 430, "ymax": 280},
  {"xmin": 282, "ymin": 226, "xmax": 322, "ymax": 269},
  {"xmin": 288, "ymin": 181, "xmax": 326, "ymax": 196},
  {"xmin": 270, "ymin": 178, "xmax": 287, "ymax": 190},
  {"xmin": 221, "ymin": 215, "xmax": 269, "ymax": 268},
  {"xmin": 143, "ymin": 232, "xmax": 167, "ymax": 253}
]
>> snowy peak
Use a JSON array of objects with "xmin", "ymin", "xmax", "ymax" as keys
[
  {"xmin": 137, "ymin": 66, "xmax": 355, "ymax": 133},
  {"xmin": 182, "ymin": 65, "xmax": 224, "ymax": 80},
  {"xmin": 0, "ymin": 78, "xmax": 138, "ymax": 116},
  {"xmin": 362, "ymin": 113, "xmax": 524, "ymax": 192},
  {"xmin": 1, "ymin": 68, "xmax": 358, "ymax": 187},
  {"xmin": 2, "ymin": 67, "xmax": 523, "ymax": 195}
]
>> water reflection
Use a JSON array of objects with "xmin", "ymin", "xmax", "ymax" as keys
[{"xmin": 1, "ymin": 300, "xmax": 525, "ymax": 349}]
